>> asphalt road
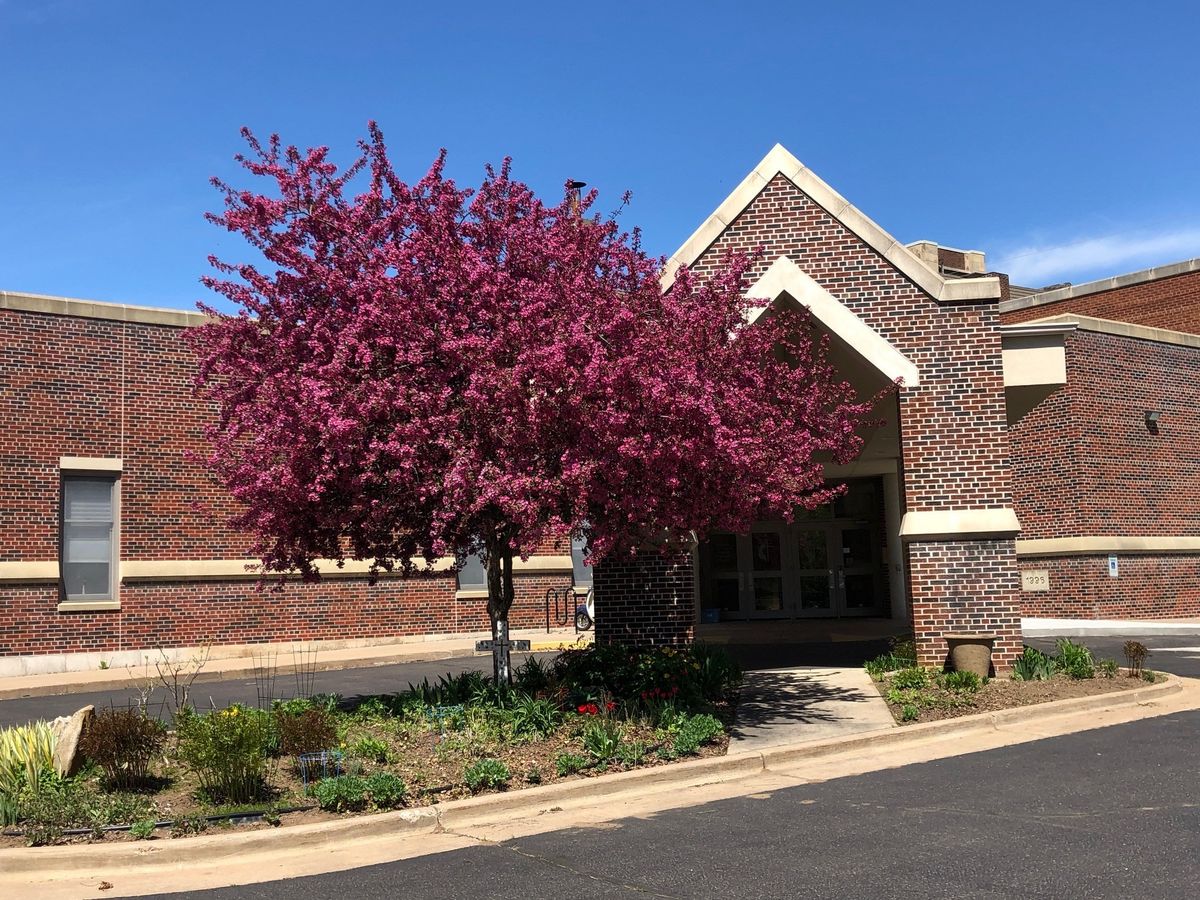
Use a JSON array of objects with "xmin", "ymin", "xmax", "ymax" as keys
[
  {"xmin": 131, "ymin": 707, "xmax": 1200, "ymax": 899},
  {"xmin": 0, "ymin": 654, "xmax": 551, "ymax": 728}
]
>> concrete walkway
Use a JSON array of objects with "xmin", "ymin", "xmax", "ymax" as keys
[
  {"xmin": 1023, "ymin": 616, "xmax": 1200, "ymax": 637},
  {"xmin": 730, "ymin": 665, "xmax": 895, "ymax": 750}
]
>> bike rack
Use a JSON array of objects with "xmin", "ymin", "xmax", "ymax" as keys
[{"xmin": 544, "ymin": 586, "xmax": 572, "ymax": 633}]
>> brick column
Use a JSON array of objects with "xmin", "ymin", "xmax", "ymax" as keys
[{"xmin": 592, "ymin": 546, "xmax": 696, "ymax": 647}]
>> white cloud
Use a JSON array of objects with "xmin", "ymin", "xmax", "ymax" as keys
[{"xmin": 992, "ymin": 228, "xmax": 1200, "ymax": 287}]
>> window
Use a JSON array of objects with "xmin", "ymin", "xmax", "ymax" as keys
[
  {"xmin": 61, "ymin": 475, "xmax": 118, "ymax": 601},
  {"xmin": 457, "ymin": 551, "xmax": 488, "ymax": 592},
  {"xmin": 571, "ymin": 534, "xmax": 593, "ymax": 591}
]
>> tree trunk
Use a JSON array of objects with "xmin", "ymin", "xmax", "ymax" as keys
[{"xmin": 485, "ymin": 538, "xmax": 516, "ymax": 685}]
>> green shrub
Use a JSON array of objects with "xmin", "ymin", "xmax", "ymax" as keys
[
  {"xmin": 313, "ymin": 775, "xmax": 368, "ymax": 812},
  {"xmin": 890, "ymin": 667, "xmax": 930, "ymax": 690},
  {"xmin": 464, "ymin": 758, "xmax": 510, "ymax": 793},
  {"xmin": 0, "ymin": 722, "xmax": 55, "ymax": 825},
  {"xmin": 1012, "ymin": 646, "xmax": 1054, "ymax": 681},
  {"xmin": 552, "ymin": 644, "xmax": 723, "ymax": 708},
  {"xmin": 509, "ymin": 694, "xmax": 561, "ymax": 739},
  {"xmin": 900, "ymin": 704, "xmax": 920, "ymax": 722},
  {"xmin": 79, "ymin": 708, "xmax": 166, "ymax": 790},
  {"xmin": 1142, "ymin": 669, "xmax": 1160, "ymax": 683},
  {"xmin": 276, "ymin": 707, "xmax": 337, "ymax": 757},
  {"xmin": 129, "ymin": 818, "xmax": 157, "ymax": 840},
  {"xmin": 1054, "ymin": 639, "xmax": 1095, "ymax": 679},
  {"xmin": 175, "ymin": 706, "xmax": 270, "ymax": 803},
  {"xmin": 1097, "ymin": 658, "xmax": 1119, "ymax": 679},
  {"xmin": 554, "ymin": 752, "xmax": 588, "ymax": 777},
  {"xmin": 352, "ymin": 697, "xmax": 391, "ymax": 722},
  {"xmin": 1124, "ymin": 640, "xmax": 1150, "ymax": 676},
  {"xmin": 364, "ymin": 772, "xmax": 407, "ymax": 809},
  {"xmin": 941, "ymin": 670, "xmax": 982, "ymax": 693},
  {"xmin": 672, "ymin": 713, "xmax": 724, "ymax": 755},
  {"xmin": 524, "ymin": 767, "xmax": 543, "ymax": 785},
  {"xmin": 349, "ymin": 735, "xmax": 393, "ymax": 764},
  {"xmin": 582, "ymin": 719, "xmax": 624, "ymax": 762},
  {"xmin": 407, "ymin": 672, "xmax": 490, "ymax": 707}
]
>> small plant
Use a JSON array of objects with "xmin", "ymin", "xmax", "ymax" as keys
[
  {"xmin": 151, "ymin": 644, "xmax": 211, "ymax": 716},
  {"xmin": 524, "ymin": 767, "xmax": 543, "ymax": 785},
  {"xmin": 364, "ymin": 772, "xmax": 407, "ymax": 809},
  {"xmin": 900, "ymin": 704, "xmax": 920, "ymax": 722},
  {"xmin": 170, "ymin": 813, "xmax": 210, "ymax": 838},
  {"xmin": 1012, "ymin": 646, "xmax": 1054, "ymax": 682},
  {"xmin": 262, "ymin": 806, "xmax": 283, "ymax": 827},
  {"xmin": 79, "ymin": 707, "xmax": 167, "ymax": 790},
  {"xmin": 276, "ymin": 707, "xmax": 337, "ymax": 757},
  {"xmin": 1097, "ymin": 658, "xmax": 1119, "ymax": 679},
  {"xmin": 890, "ymin": 667, "xmax": 930, "ymax": 690},
  {"xmin": 690, "ymin": 642, "xmax": 744, "ymax": 701},
  {"xmin": 98, "ymin": 660, "xmax": 110, "ymax": 670},
  {"xmin": 672, "ymin": 713, "xmax": 724, "ymax": 755},
  {"xmin": 617, "ymin": 740, "xmax": 647, "ymax": 767},
  {"xmin": 129, "ymin": 819, "xmax": 157, "ymax": 840},
  {"xmin": 941, "ymin": 670, "xmax": 982, "ymax": 693},
  {"xmin": 464, "ymin": 758, "xmax": 511, "ymax": 793},
  {"xmin": 513, "ymin": 656, "xmax": 553, "ymax": 694},
  {"xmin": 1054, "ymin": 639, "xmax": 1095, "ymax": 679},
  {"xmin": 313, "ymin": 775, "xmax": 368, "ymax": 812},
  {"xmin": 1142, "ymin": 669, "xmax": 1159, "ymax": 683},
  {"xmin": 1124, "ymin": 640, "xmax": 1150, "ymax": 676},
  {"xmin": 349, "ymin": 735, "xmax": 393, "ymax": 764},
  {"xmin": 509, "ymin": 694, "xmax": 561, "ymax": 739},
  {"xmin": 582, "ymin": 718, "xmax": 624, "ymax": 762},
  {"xmin": 555, "ymin": 752, "xmax": 588, "ymax": 777}
]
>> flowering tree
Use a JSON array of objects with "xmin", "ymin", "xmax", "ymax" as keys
[{"xmin": 189, "ymin": 125, "xmax": 878, "ymax": 682}]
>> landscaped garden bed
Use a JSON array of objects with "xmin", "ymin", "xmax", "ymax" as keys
[
  {"xmin": 0, "ymin": 643, "xmax": 742, "ymax": 847},
  {"xmin": 868, "ymin": 638, "xmax": 1164, "ymax": 726}
]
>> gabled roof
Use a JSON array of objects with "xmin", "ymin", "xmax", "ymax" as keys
[
  {"xmin": 662, "ymin": 145, "xmax": 1002, "ymax": 304},
  {"xmin": 748, "ymin": 256, "xmax": 920, "ymax": 385}
]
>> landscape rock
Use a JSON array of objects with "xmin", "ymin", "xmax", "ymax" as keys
[{"xmin": 50, "ymin": 704, "xmax": 94, "ymax": 778}]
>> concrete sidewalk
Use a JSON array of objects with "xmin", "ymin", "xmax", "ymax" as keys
[
  {"xmin": 730, "ymin": 665, "xmax": 895, "ymax": 750},
  {"xmin": 0, "ymin": 628, "xmax": 587, "ymax": 700},
  {"xmin": 1023, "ymin": 616, "xmax": 1200, "ymax": 638}
]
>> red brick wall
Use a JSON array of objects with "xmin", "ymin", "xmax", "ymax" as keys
[
  {"xmin": 907, "ymin": 540, "xmax": 1022, "ymax": 672},
  {"xmin": 1003, "ymin": 269, "xmax": 1200, "ymax": 334},
  {"xmin": 593, "ymin": 547, "xmax": 695, "ymax": 647},
  {"xmin": 1011, "ymin": 327, "xmax": 1200, "ymax": 618},
  {"xmin": 0, "ymin": 306, "xmax": 573, "ymax": 659},
  {"xmin": 0, "ymin": 572, "xmax": 569, "ymax": 657},
  {"xmin": 1015, "ymin": 556, "xmax": 1200, "ymax": 619}
]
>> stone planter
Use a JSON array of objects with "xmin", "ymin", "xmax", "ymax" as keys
[{"xmin": 944, "ymin": 632, "xmax": 996, "ymax": 677}]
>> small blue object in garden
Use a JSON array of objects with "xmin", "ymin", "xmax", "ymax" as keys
[{"xmin": 298, "ymin": 750, "xmax": 344, "ymax": 789}]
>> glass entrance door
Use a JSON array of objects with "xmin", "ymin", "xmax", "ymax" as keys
[{"xmin": 697, "ymin": 478, "xmax": 887, "ymax": 620}]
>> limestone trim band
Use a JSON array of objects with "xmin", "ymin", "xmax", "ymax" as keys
[
  {"xmin": 59, "ymin": 455, "xmax": 124, "ymax": 472},
  {"xmin": 899, "ymin": 508, "xmax": 1021, "ymax": 542},
  {"xmin": 0, "ymin": 555, "xmax": 575, "ymax": 585},
  {"xmin": 1, "ymin": 289, "xmax": 206, "ymax": 328},
  {"xmin": 659, "ymin": 144, "xmax": 1002, "ymax": 305},
  {"xmin": 1025, "ymin": 313, "xmax": 1200, "ymax": 350},
  {"xmin": 1016, "ymin": 536, "xmax": 1200, "ymax": 557}
]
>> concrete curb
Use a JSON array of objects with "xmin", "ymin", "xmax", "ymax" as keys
[{"xmin": 0, "ymin": 674, "xmax": 1184, "ymax": 876}]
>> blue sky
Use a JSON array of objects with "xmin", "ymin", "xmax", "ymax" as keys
[{"xmin": 2, "ymin": 0, "xmax": 1198, "ymax": 311}]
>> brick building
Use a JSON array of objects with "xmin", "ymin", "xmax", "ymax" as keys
[{"xmin": 3, "ymin": 145, "xmax": 1198, "ymax": 675}]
